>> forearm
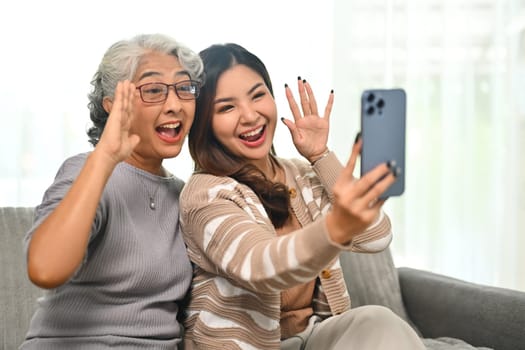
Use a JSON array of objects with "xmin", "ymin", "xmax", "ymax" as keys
[
  {"xmin": 323, "ymin": 202, "xmax": 392, "ymax": 250},
  {"xmin": 349, "ymin": 211, "xmax": 392, "ymax": 252},
  {"xmin": 27, "ymin": 150, "xmax": 116, "ymax": 288},
  {"xmin": 182, "ymin": 196, "xmax": 341, "ymax": 293},
  {"xmin": 205, "ymin": 219, "xmax": 341, "ymax": 293},
  {"xmin": 311, "ymin": 151, "xmax": 343, "ymax": 198}
]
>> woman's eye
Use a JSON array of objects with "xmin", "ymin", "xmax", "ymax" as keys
[
  {"xmin": 253, "ymin": 92, "xmax": 265, "ymax": 99},
  {"xmin": 146, "ymin": 88, "xmax": 163, "ymax": 94},
  {"xmin": 217, "ymin": 105, "xmax": 234, "ymax": 113}
]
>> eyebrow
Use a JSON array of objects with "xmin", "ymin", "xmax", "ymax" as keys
[
  {"xmin": 137, "ymin": 70, "xmax": 191, "ymax": 81},
  {"xmin": 214, "ymin": 82, "xmax": 264, "ymax": 104}
]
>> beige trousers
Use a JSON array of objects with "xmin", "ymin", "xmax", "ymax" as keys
[{"xmin": 281, "ymin": 305, "xmax": 425, "ymax": 350}]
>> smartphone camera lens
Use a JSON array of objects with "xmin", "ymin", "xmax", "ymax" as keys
[
  {"xmin": 376, "ymin": 98, "xmax": 385, "ymax": 108},
  {"xmin": 367, "ymin": 93, "xmax": 375, "ymax": 103},
  {"xmin": 366, "ymin": 106, "xmax": 375, "ymax": 115}
]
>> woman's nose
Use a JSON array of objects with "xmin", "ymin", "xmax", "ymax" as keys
[
  {"xmin": 163, "ymin": 86, "xmax": 183, "ymax": 112},
  {"xmin": 239, "ymin": 104, "xmax": 258, "ymax": 123}
]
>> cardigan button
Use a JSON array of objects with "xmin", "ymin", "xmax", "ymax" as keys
[
  {"xmin": 321, "ymin": 269, "xmax": 331, "ymax": 279},
  {"xmin": 289, "ymin": 188, "xmax": 297, "ymax": 198}
]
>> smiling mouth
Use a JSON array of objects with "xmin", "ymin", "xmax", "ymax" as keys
[
  {"xmin": 239, "ymin": 125, "xmax": 265, "ymax": 142},
  {"xmin": 156, "ymin": 122, "xmax": 182, "ymax": 138}
]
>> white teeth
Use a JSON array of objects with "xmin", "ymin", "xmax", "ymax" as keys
[
  {"xmin": 159, "ymin": 122, "xmax": 181, "ymax": 129},
  {"xmin": 241, "ymin": 126, "xmax": 263, "ymax": 138}
]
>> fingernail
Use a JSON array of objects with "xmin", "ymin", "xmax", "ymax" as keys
[
  {"xmin": 297, "ymin": 76, "xmax": 301, "ymax": 80},
  {"xmin": 284, "ymin": 83, "xmax": 288, "ymax": 88},
  {"xmin": 391, "ymin": 167, "xmax": 400, "ymax": 177},
  {"xmin": 330, "ymin": 89, "xmax": 334, "ymax": 94},
  {"xmin": 280, "ymin": 117, "xmax": 285, "ymax": 123},
  {"xmin": 387, "ymin": 160, "xmax": 397, "ymax": 168},
  {"xmin": 354, "ymin": 132, "xmax": 362, "ymax": 144},
  {"xmin": 302, "ymin": 79, "xmax": 306, "ymax": 83}
]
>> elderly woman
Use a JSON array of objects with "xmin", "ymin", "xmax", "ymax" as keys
[{"xmin": 21, "ymin": 33, "xmax": 202, "ymax": 349}]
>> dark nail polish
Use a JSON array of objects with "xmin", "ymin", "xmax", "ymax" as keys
[
  {"xmin": 330, "ymin": 89, "xmax": 334, "ymax": 94},
  {"xmin": 280, "ymin": 117, "xmax": 285, "ymax": 123},
  {"xmin": 354, "ymin": 132, "xmax": 362, "ymax": 144},
  {"xmin": 302, "ymin": 79, "xmax": 306, "ymax": 83},
  {"xmin": 391, "ymin": 167, "xmax": 400, "ymax": 177},
  {"xmin": 297, "ymin": 76, "xmax": 301, "ymax": 80},
  {"xmin": 284, "ymin": 83, "xmax": 288, "ymax": 88},
  {"xmin": 386, "ymin": 160, "xmax": 397, "ymax": 169}
]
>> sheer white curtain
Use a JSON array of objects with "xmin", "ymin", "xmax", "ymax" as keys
[
  {"xmin": 1, "ymin": 0, "xmax": 524, "ymax": 292},
  {"xmin": 331, "ymin": 0, "xmax": 525, "ymax": 291}
]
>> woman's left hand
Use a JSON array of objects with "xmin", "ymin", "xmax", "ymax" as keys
[{"xmin": 281, "ymin": 77, "xmax": 334, "ymax": 163}]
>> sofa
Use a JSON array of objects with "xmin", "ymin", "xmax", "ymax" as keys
[{"xmin": 1, "ymin": 206, "xmax": 525, "ymax": 350}]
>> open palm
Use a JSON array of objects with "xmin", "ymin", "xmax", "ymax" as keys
[
  {"xmin": 281, "ymin": 78, "xmax": 333, "ymax": 162},
  {"xmin": 96, "ymin": 80, "xmax": 141, "ymax": 164}
]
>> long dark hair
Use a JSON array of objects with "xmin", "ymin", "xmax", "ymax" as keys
[{"xmin": 189, "ymin": 43, "xmax": 290, "ymax": 228}]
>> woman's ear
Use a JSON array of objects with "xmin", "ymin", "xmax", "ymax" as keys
[{"xmin": 102, "ymin": 97, "xmax": 113, "ymax": 114}]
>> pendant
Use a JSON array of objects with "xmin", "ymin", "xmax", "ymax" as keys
[{"xmin": 149, "ymin": 197, "xmax": 156, "ymax": 210}]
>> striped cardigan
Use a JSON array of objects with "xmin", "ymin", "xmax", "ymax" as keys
[{"xmin": 179, "ymin": 152, "xmax": 392, "ymax": 349}]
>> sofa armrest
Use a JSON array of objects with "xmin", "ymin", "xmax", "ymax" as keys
[{"xmin": 398, "ymin": 267, "xmax": 525, "ymax": 350}]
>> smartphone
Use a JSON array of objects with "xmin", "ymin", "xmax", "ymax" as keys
[{"xmin": 360, "ymin": 88, "xmax": 406, "ymax": 198}]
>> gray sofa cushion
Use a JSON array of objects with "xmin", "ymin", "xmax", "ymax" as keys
[
  {"xmin": 0, "ymin": 207, "xmax": 42, "ymax": 350},
  {"xmin": 340, "ymin": 249, "xmax": 413, "ymax": 326},
  {"xmin": 422, "ymin": 338, "xmax": 492, "ymax": 350}
]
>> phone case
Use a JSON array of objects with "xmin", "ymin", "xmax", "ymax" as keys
[{"xmin": 360, "ymin": 88, "xmax": 406, "ymax": 198}]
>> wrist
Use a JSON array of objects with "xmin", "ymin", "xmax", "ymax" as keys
[
  {"xmin": 90, "ymin": 148, "xmax": 120, "ymax": 175},
  {"xmin": 325, "ymin": 211, "xmax": 352, "ymax": 245},
  {"xmin": 309, "ymin": 148, "xmax": 330, "ymax": 165}
]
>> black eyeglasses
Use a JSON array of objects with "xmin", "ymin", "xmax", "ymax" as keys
[{"xmin": 136, "ymin": 80, "xmax": 200, "ymax": 103}]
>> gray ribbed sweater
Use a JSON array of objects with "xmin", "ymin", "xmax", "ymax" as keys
[{"xmin": 20, "ymin": 153, "xmax": 192, "ymax": 349}]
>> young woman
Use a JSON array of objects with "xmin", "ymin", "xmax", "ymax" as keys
[
  {"xmin": 21, "ymin": 34, "xmax": 202, "ymax": 349},
  {"xmin": 179, "ymin": 43, "xmax": 425, "ymax": 349}
]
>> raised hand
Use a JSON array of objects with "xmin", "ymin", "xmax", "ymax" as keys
[
  {"xmin": 27, "ymin": 80, "xmax": 142, "ymax": 289},
  {"xmin": 326, "ymin": 138, "xmax": 396, "ymax": 244},
  {"xmin": 96, "ymin": 80, "xmax": 141, "ymax": 165},
  {"xmin": 281, "ymin": 77, "xmax": 333, "ymax": 163}
]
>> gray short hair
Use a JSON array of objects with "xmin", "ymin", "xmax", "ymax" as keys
[{"xmin": 87, "ymin": 33, "xmax": 204, "ymax": 146}]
